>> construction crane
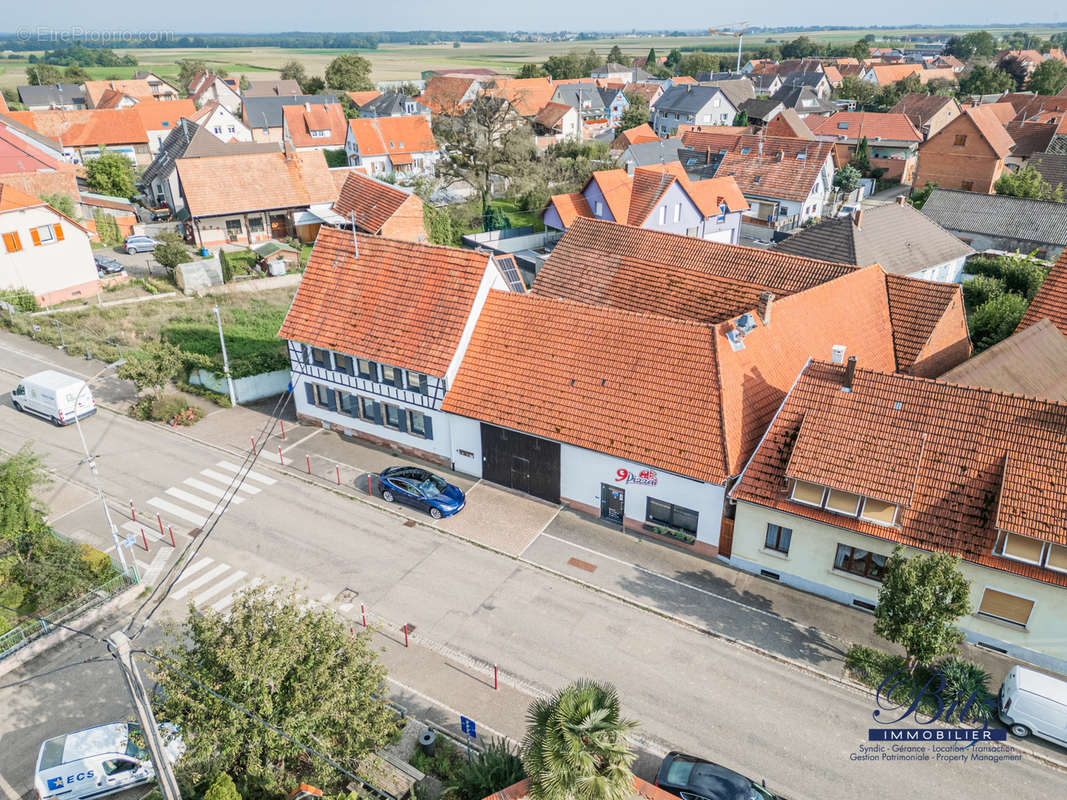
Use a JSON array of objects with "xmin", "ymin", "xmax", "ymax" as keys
[{"xmin": 708, "ymin": 22, "xmax": 751, "ymax": 73}]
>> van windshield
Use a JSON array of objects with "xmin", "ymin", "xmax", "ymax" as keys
[
  {"xmin": 39, "ymin": 736, "xmax": 67, "ymax": 770},
  {"xmin": 125, "ymin": 725, "xmax": 149, "ymax": 760}
]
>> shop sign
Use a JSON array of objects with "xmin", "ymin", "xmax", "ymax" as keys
[{"xmin": 615, "ymin": 467, "xmax": 658, "ymax": 486}]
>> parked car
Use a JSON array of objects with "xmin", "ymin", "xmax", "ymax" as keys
[
  {"xmin": 376, "ymin": 466, "xmax": 465, "ymax": 519},
  {"xmin": 94, "ymin": 254, "xmax": 125, "ymax": 276},
  {"xmin": 123, "ymin": 235, "xmax": 158, "ymax": 254},
  {"xmin": 655, "ymin": 752, "xmax": 779, "ymax": 800}
]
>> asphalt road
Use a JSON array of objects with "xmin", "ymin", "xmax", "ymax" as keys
[{"xmin": 1, "ymin": 337, "xmax": 1064, "ymax": 800}]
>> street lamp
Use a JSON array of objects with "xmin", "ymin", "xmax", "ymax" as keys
[{"xmin": 72, "ymin": 358, "xmax": 138, "ymax": 581}]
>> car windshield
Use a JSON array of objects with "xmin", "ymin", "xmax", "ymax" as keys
[
  {"xmin": 418, "ymin": 476, "xmax": 447, "ymax": 498},
  {"xmin": 124, "ymin": 725, "xmax": 149, "ymax": 759}
]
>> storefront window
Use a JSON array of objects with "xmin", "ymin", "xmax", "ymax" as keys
[{"xmin": 645, "ymin": 498, "xmax": 699, "ymax": 536}]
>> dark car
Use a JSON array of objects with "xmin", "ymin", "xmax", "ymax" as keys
[
  {"xmin": 655, "ymin": 753, "xmax": 779, "ymax": 800},
  {"xmin": 376, "ymin": 466, "xmax": 465, "ymax": 519},
  {"xmin": 94, "ymin": 253, "xmax": 125, "ymax": 276}
]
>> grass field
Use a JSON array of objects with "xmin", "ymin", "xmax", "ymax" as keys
[{"xmin": 2, "ymin": 24, "xmax": 1065, "ymax": 93}]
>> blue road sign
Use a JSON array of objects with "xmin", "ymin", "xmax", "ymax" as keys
[{"xmin": 460, "ymin": 715, "xmax": 477, "ymax": 738}]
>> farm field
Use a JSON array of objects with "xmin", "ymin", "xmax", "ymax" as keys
[{"xmin": 2, "ymin": 24, "xmax": 1065, "ymax": 92}]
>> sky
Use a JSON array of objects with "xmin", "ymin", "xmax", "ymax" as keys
[{"xmin": 2, "ymin": 3, "xmax": 1064, "ymax": 36}]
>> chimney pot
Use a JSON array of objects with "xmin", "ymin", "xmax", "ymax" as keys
[
  {"xmin": 304, "ymin": 101, "xmax": 311, "ymax": 112},
  {"xmin": 758, "ymin": 291, "xmax": 774, "ymax": 326},
  {"xmin": 895, "ymin": 194, "xmax": 907, "ymax": 205},
  {"xmin": 843, "ymin": 355, "xmax": 857, "ymax": 391},
  {"xmin": 831, "ymin": 344, "xmax": 847, "ymax": 364},
  {"xmin": 853, "ymin": 208, "xmax": 863, "ymax": 227}
]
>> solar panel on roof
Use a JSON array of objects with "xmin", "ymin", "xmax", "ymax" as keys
[{"xmin": 494, "ymin": 255, "xmax": 526, "ymax": 293}]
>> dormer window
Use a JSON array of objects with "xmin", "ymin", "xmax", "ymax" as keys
[
  {"xmin": 837, "ymin": 121, "xmax": 849, "ymax": 129},
  {"xmin": 825, "ymin": 488, "xmax": 862, "ymax": 516},
  {"xmin": 996, "ymin": 531, "xmax": 1047, "ymax": 566},
  {"xmin": 790, "ymin": 480, "xmax": 826, "ymax": 506},
  {"xmin": 860, "ymin": 497, "xmax": 898, "ymax": 525},
  {"xmin": 310, "ymin": 129, "xmax": 330, "ymax": 138}
]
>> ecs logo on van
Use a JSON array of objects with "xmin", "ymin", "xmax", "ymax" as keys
[{"xmin": 47, "ymin": 771, "xmax": 94, "ymax": 790}]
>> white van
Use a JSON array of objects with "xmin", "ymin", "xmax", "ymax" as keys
[
  {"xmin": 35, "ymin": 722, "xmax": 183, "ymax": 800},
  {"xmin": 998, "ymin": 665, "xmax": 1067, "ymax": 747},
  {"xmin": 11, "ymin": 370, "xmax": 96, "ymax": 426}
]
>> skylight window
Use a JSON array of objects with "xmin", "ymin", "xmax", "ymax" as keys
[{"xmin": 837, "ymin": 121, "xmax": 850, "ymax": 129}]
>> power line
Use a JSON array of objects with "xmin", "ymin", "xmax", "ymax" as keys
[
  {"xmin": 0, "ymin": 602, "xmax": 106, "ymax": 644},
  {"xmin": 0, "ymin": 656, "xmax": 111, "ymax": 692}
]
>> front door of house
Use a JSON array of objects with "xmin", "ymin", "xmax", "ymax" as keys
[
  {"xmin": 270, "ymin": 214, "xmax": 288, "ymax": 238},
  {"xmin": 510, "ymin": 456, "xmax": 531, "ymax": 494},
  {"xmin": 600, "ymin": 483, "xmax": 625, "ymax": 525}
]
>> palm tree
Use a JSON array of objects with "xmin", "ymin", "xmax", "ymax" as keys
[{"xmin": 522, "ymin": 679, "xmax": 638, "ymax": 800}]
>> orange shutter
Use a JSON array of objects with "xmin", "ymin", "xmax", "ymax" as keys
[
  {"xmin": 30, "ymin": 227, "xmax": 41, "ymax": 246},
  {"xmin": 2, "ymin": 231, "xmax": 21, "ymax": 253},
  {"xmin": 53, "ymin": 223, "xmax": 64, "ymax": 241}
]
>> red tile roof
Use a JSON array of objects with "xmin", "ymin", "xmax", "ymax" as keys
[
  {"xmin": 957, "ymin": 106, "xmax": 1015, "ymax": 158},
  {"xmin": 132, "ymin": 99, "xmax": 197, "ymax": 131},
  {"xmin": 441, "ymin": 290, "xmax": 728, "ymax": 482},
  {"xmin": 624, "ymin": 163, "xmax": 747, "ymax": 224},
  {"xmin": 346, "ymin": 115, "xmax": 437, "ymax": 158},
  {"xmin": 331, "ymin": 170, "xmax": 418, "ymax": 233},
  {"xmin": 810, "ymin": 112, "xmax": 921, "ymax": 143},
  {"xmin": 83, "ymin": 79, "xmax": 155, "ymax": 107},
  {"xmin": 731, "ymin": 360, "xmax": 1067, "ymax": 588},
  {"xmin": 416, "ymin": 76, "xmax": 478, "ymax": 114},
  {"xmin": 176, "ymin": 149, "xmax": 337, "ymax": 217},
  {"xmin": 533, "ymin": 102, "xmax": 573, "ymax": 129},
  {"xmin": 6, "ymin": 109, "xmax": 149, "ymax": 146},
  {"xmin": 283, "ymin": 102, "xmax": 347, "ymax": 148},
  {"xmin": 867, "ymin": 64, "xmax": 923, "ymax": 85},
  {"xmin": 884, "ymin": 273, "xmax": 965, "ymax": 372},
  {"xmin": 485, "ymin": 78, "xmax": 556, "ymax": 117},
  {"xmin": 545, "ymin": 192, "xmax": 593, "ymax": 227},
  {"xmin": 278, "ymin": 227, "xmax": 492, "ymax": 376},
  {"xmin": 346, "ymin": 91, "xmax": 382, "ymax": 108},
  {"xmin": 0, "ymin": 182, "xmax": 44, "ymax": 211},
  {"xmin": 1018, "ymin": 250, "xmax": 1067, "ymax": 336},
  {"xmin": 611, "ymin": 123, "xmax": 657, "ymax": 150}
]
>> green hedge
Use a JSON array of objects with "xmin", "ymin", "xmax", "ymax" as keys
[
  {"xmin": 162, "ymin": 305, "xmax": 288, "ymax": 379},
  {"xmin": 218, "ymin": 249, "xmax": 258, "ymax": 283}
]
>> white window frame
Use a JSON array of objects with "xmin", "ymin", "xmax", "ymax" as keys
[
  {"xmin": 673, "ymin": 203, "xmax": 681, "ymax": 223},
  {"xmin": 859, "ymin": 497, "xmax": 899, "ymax": 526},
  {"xmin": 790, "ymin": 479, "xmax": 826, "ymax": 508},
  {"xmin": 658, "ymin": 206, "xmax": 666, "ymax": 225},
  {"xmin": 998, "ymin": 531, "xmax": 1047, "ymax": 566},
  {"xmin": 825, "ymin": 488, "xmax": 862, "ymax": 517},
  {"xmin": 32, "ymin": 224, "xmax": 57, "ymax": 246},
  {"xmin": 1044, "ymin": 542, "xmax": 1067, "ymax": 574}
]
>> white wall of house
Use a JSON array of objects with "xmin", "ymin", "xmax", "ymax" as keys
[
  {"xmin": 198, "ymin": 105, "xmax": 253, "ymax": 142},
  {"xmin": 911, "ymin": 255, "xmax": 968, "ymax": 283},
  {"xmin": 0, "ymin": 205, "xmax": 98, "ymax": 305}
]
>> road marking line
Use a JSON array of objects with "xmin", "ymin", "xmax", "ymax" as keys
[
  {"xmin": 166, "ymin": 486, "xmax": 222, "ymax": 512},
  {"xmin": 147, "ymin": 497, "xmax": 208, "ymax": 526},
  {"xmin": 193, "ymin": 570, "xmax": 246, "ymax": 606},
  {"xmin": 518, "ymin": 503, "xmax": 566, "ymax": 557},
  {"xmin": 280, "ymin": 428, "xmax": 320, "ymax": 454},
  {"xmin": 216, "ymin": 460, "xmax": 277, "ymax": 485},
  {"xmin": 211, "ymin": 577, "xmax": 263, "ymax": 611},
  {"xmin": 170, "ymin": 557, "xmax": 214, "ymax": 583},
  {"xmin": 183, "ymin": 477, "xmax": 246, "ymax": 503},
  {"xmin": 339, "ymin": 602, "xmax": 353, "ymax": 612},
  {"xmin": 172, "ymin": 564, "xmax": 230, "ymax": 600},
  {"xmin": 121, "ymin": 521, "xmax": 155, "ymax": 539},
  {"xmin": 141, "ymin": 548, "xmax": 171, "ymax": 586},
  {"xmin": 201, "ymin": 469, "xmax": 261, "ymax": 494},
  {"xmin": 0, "ymin": 765, "xmax": 22, "ymax": 800}
]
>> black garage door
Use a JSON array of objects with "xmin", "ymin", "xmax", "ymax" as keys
[{"xmin": 480, "ymin": 424, "xmax": 560, "ymax": 503}]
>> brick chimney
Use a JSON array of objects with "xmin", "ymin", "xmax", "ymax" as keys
[
  {"xmin": 758, "ymin": 291, "xmax": 774, "ymax": 326},
  {"xmin": 853, "ymin": 208, "xmax": 863, "ymax": 228},
  {"xmin": 895, "ymin": 194, "xmax": 907, "ymax": 205},
  {"xmin": 843, "ymin": 355, "xmax": 857, "ymax": 391},
  {"xmin": 283, "ymin": 139, "xmax": 296, "ymax": 161}
]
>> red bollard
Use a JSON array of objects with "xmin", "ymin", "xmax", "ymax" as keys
[
  {"xmin": 494, "ymin": 664, "xmax": 498, "ymax": 690},
  {"xmin": 278, "ymin": 445, "xmax": 284, "ymax": 465},
  {"xmin": 168, "ymin": 526, "xmax": 176, "ymax": 547},
  {"xmin": 141, "ymin": 528, "xmax": 149, "ymax": 552},
  {"xmin": 336, "ymin": 465, "xmax": 341, "ymax": 485},
  {"xmin": 130, "ymin": 499, "xmax": 136, "ymax": 522},
  {"xmin": 251, "ymin": 437, "xmax": 257, "ymax": 455},
  {"xmin": 157, "ymin": 513, "xmax": 165, "ymax": 539},
  {"xmin": 280, "ymin": 420, "xmax": 286, "ymax": 440},
  {"xmin": 403, "ymin": 624, "xmax": 409, "ymax": 648},
  {"xmin": 361, "ymin": 603, "xmax": 366, "ymax": 627},
  {"xmin": 306, "ymin": 455, "xmax": 311, "ymax": 474},
  {"xmin": 368, "ymin": 475, "xmax": 373, "ymax": 495}
]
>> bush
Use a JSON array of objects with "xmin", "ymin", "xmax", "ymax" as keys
[
  {"xmin": 178, "ymin": 381, "xmax": 232, "ymax": 407},
  {"xmin": 1000, "ymin": 258, "xmax": 1048, "ymax": 300},
  {"xmin": 970, "ymin": 293, "xmax": 1029, "ymax": 352},
  {"xmin": 154, "ymin": 231, "xmax": 192, "ymax": 271},
  {"xmin": 410, "ymin": 734, "xmax": 465, "ymax": 784},
  {"xmin": 94, "ymin": 211, "xmax": 123, "ymax": 247},
  {"xmin": 324, "ymin": 149, "xmax": 348, "ymax": 168},
  {"xmin": 0, "ymin": 289, "xmax": 39, "ymax": 312},
  {"xmin": 129, "ymin": 393, "xmax": 204, "ymax": 425},
  {"xmin": 219, "ymin": 249, "xmax": 257, "ymax": 283},
  {"xmin": 961, "ymin": 275, "xmax": 1003, "ymax": 310},
  {"xmin": 446, "ymin": 738, "xmax": 525, "ymax": 800}
]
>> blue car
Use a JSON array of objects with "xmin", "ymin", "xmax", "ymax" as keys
[{"xmin": 377, "ymin": 466, "xmax": 465, "ymax": 519}]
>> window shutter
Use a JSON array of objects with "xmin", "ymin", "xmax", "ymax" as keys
[
  {"xmin": 423, "ymin": 415, "xmax": 433, "ymax": 440},
  {"xmin": 419, "ymin": 375, "xmax": 428, "ymax": 395},
  {"xmin": 325, "ymin": 388, "xmax": 336, "ymax": 411},
  {"xmin": 53, "ymin": 223, "xmax": 64, "ymax": 241},
  {"xmin": 302, "ymin": 344, "xmax": 310, "ymax": 364},
  {"xmin": 1, "ymin": 233, "xmax": 15, "ymax": 253},
  {"xmin": 305, "ymin": 383, "xmax": 315, "ymax": 405},
  {"xmin": 370, "ymin": 401, "xmax": 382, "ymax": 424},
  {"xmin": 30, "ymin": 228, "xmax": 42, "ymax": 247},
  {"xmin": 396, "ymin": 408, "xmax": 408, "ymax": 433}
]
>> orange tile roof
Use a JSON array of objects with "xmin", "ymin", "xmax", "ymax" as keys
[
  {"xmin": 810, "ymin": 111, "xmax": 921, "ymax": 143},
  {"xmin": 982, "ymin": 102, "xmax": 1016, "ymax": 125},
  {"xmin": 416, "ymin": 76, "xmax": 478, "ymax": 114},
  {"xmin": 671, "ymin": 76, "xmax": 697, "ymax": 84},
  {"xmin": 612, "ymin": 123, "xmax": 657, "ymax": 150},
  {"xmin": 533, "ymin": 102, "xmax": 573, "ymax": 129},
  {"xmin": 1018, "ymin": 250, "xmax": 1067, "ymax": 336},
  {"xmin": 346, "ymin": 91, "xmax": 382, "ymax": 107},
  {"xmin": 0, "ymin": 170, "xmax": 79, "ymax": 201},
  {"xmin": 441, "ymin": 290, "xmax": 729, "ymax": 482},
  {"xmin": 83, "ymin": 79, "xmax": 155, "ymax": 107},
  {"xmin": 917, "ymin": 67, "xmax": 959, "ymax": 85},
  {"xmin": 331, "ymin": 170, "xmax": 417, "ymax": 233},
  {"xmin": 176, "ymin": 149, "xmax": 337, "ymax": 217},
  {"xmin": 588, "ymin": 169, "xmax": 632, "ymax": 222},
  {"xmin": 132, "ymin": 99, "xmax": 196, "ymax": 131},
  {"xmin": 868, "ymin": 64, "xmax": 923, "ymax": 85},
  {"xmin": 764, "ymin": 110, "xmax": 815, "ymax": 140},
  {"xmin": 685, "ymin": 175, "xmax": 748, "ymax": 215},
  {"xmin": 0, "ymin": 182, "xmax": 44, "ymax": 211},
  {"xmin": 621, "ymin": 82, "xmax": 662, "ymax": 103},
  {"xmin": 485, "ymin": 77, "xmax": 556, "ymax": 117},
  {"xmin": 545, "ymin": 191, "xmax": 593, "ymax": 226},
  {"xmin": 0, "ymin": 94, "xmax": 7, "ymax": 113},
  {"xmin": 958, "ymin": 106, "xmax": 1015, "ymax": 158},
  {"xmin": 388, "ymin": 152, "xmax": 414, "ymax": 165},
  {"xmin": 278, "ymin": 227, "xmax": 492, "ymax": 376},
  {"xmin": 346, "ymin": 115, "xmax": 437, "ymax": 158},
  {"xmin": 627, "ymin": 163, "xmax": 686, "ymax": 225},
  {"xmin": 731, "ymin": 360, "xmax": 1067, "ymax": 588},
  {"xmin": 885, "ymin": 273, "xmax": 965, "ymax": 372},
  {"xmin": 6, "ymin": 109, "xmax": 149, "ymax": 146},
  {"xmin": 823, "ymin": 65, "xmax": 843, "ymax": 84},
  {"xmin": 283, "ymin": 102, "xmax": 348, "ymax": 148}
]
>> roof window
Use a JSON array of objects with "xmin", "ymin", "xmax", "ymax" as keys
[{"xmin": 837, "ymin": 121, "xmax": 850, "ymax": 129}]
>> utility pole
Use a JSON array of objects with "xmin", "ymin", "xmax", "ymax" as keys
[
  {"xmin": 213, "ymin": 304, "xmax": 237, "ymax": 406},
  {"xmin": 108, "ymin": 632, "xmax": 182, "ymax": 800}
]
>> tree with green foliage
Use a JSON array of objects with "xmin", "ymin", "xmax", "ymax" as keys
[
  {"xmin": 607, "ymin": 45, "xmax": 624, "ymax": 65},
  {"xmin": 483, "ymin": 204, "xmax": 510, "ymax": 231},
  {"xmin": 908, "ymin": 181, "xmax": 938, "ymax": 209},
  {"xmin": 93, "ymin": 212, "xmax": 122, "ymax": 247},
  {"xmin": 151, "ymin": 584, "xmax": 400, "ymax": 796},
  {"xmin": 733, "ymin": 109, "xmax": 749, "ymax": 127},
  {"xmin": 874, "ymin": 547, "xmax": 971, "ymax": 667},
  {"xmin": 834, "ymin": 76, "xmax": 880, "ymax": 109},
  {"xmin": 63, "ymin": 64, "xmax": 90, "ymax": 82},
  {"xmin": 618, "ymin": 94, "xmax": 649, "ymax": 130},
  {"xmin": 580, "ymin": 49, "xmax": 602, "ymax": 76},
  {"xmin": 517, "ymin": 63, "xmax": 547, "ymax": 79},
  {"xmin": 1028, "ymin": 58, "xmax": 1067, "ymax": 96},
  {"xmin": 757, "ymin": 45, "xmax": 781, "ymax": 61},
  {"xmin": 85, "ymin": 149, "xmax": 136, "ymax": 199},
  {"xmin": 944, "ymin": 30, "xmax": 996, "ymax": 60},
  {"xmin": 995, "ymin": 164, "xmax": 1066, "ymax": 201},
  {"xmin": 25, "ymin": 64, "xmax": 63, "ymax": 85},
  {"xmin": 177, "ymin": 59, "xmax": 210, "ymax": 88},
  {"xmin": 664, "ymin": 48, "xmax": 683, "ymax": 72},
  {"xmin": 203, "ymin": 773, "xmax": 241, "ymax": 800},
  {"xmin": 850, "ymin": 137, "xmax": 872, "ymax": 174},
  {"xmin": 523, "ymin": 680, "xmax": 637, "ymax": 800},
  {"xmin": 970, "ymin": 293, "xmax": 1029, "ymax": 351},
  {"xmin": 999, "ymin": 253, "xmax": 1050, "ymax": 300},
  {"xmin": 325, "ymin": 53, "xmax": 374, "ymax": 91},
  {"xmin": 153, "ymin": 231, "xmax": 192, "ymax": 271},
  {"xmin": 543, "ymin": 52, "xmax": 584, "ymax": 80},
  {"xmin": 302, "ymin": 76, "xmax": 326, "ymax": 95},
  {"xmin": 849, "ymin": 39, "xmax": 871, "ymax": 60},
  {"xmin": 118, "ymin": 340, "xmax": 189, "ymax": 397},
  {"xmin": 781, "ymin": 36, "xmax": 822, "ymax": 59},
  {"xmin": 280, "ymin": 60, "xmax": 307, "ymax": 85},
  {"xmin": 833, "ymin": 164, "xmax": 862, "ymax": 196},
  {"xmin": 645, "ymin": 47, "xmax": 657, "ymax": 67},
  {"xmin": 39, "ymin": 193, "xmax": 75, "ymax": 218},
  {"xmin": 997, "ymin": 55, "xmax": 1029, "ymax": 91},
  {"xmin": 958, "ymin": 65, "xmax": 1015, "ymax": 96},
  {"xmin": 447, "ymin": 738, "xmax": 525, "ymax": 800},
  {"xmin": 878, "ymin": 72, "xmax": 922, "ymax": 109},
  {"xmin": 339, "ymin": 94, "xmax": 360, "ymax": 119},
  {"xmin": 423, "ymin": 202, "xmax": 457, "ymax": 246},
  {"xmin": 961, "ymin": 274, "xmax": 1004, "ymax": 310},
  {"xmin": 677, "ymin": 51, "xmax": 719, "ymax": 78},
  {"xmin": 238, "ymin": 74, "xmax": 250, "ymax": 91}
]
